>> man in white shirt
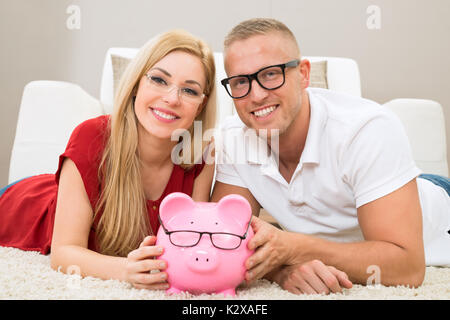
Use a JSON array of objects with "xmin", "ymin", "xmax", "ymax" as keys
[{"xmin": 211, "ymin": 18, "xmax": 450, "ymax": 295}]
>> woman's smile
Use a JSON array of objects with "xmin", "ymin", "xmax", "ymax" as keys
[{"xmin": 150, "ymin": 107, "xmax": 180, "ymax": 123}]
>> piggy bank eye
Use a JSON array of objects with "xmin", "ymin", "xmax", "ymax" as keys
[
  {"xmin": 215, "ymin": 222, "xmax": 218, "ymax": 225},
  {"xmin": 190, "ymin": 221, "xmax": 194, "ymax": 224}
]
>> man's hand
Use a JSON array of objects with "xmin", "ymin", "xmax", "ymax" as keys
[
  {"xmin": 269, "ymin": 260, "xmax": 353, "ymax": 295},
  {"xmin": 245, "ymin": 216, "xmax": 296, "ymax": 282}
]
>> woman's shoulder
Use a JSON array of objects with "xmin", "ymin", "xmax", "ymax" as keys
[
  {"xmin": 69, "ymin": 115, "xmax": 110, "ymax": 144},
  {"xmin": 62, "ymin": 115, "xmax": 110, "ymax": 165},
  {"xmin": 71, "ymin": 115, "xmax": 110, "ymax": 140}
]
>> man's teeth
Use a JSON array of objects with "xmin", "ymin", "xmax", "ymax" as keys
[
  {"xmin": 254, "ymin": 106, "xmax": 276, "ymax": 117},
  {"xmin": 153, "ymin": 109, "xmax": 177, "ymax": 120}
]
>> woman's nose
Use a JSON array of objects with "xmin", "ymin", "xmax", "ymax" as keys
[{"xmin": 162, "ymin": 86, "xmax": 181, "ymax": 105}]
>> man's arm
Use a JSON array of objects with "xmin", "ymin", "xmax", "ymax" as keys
[
  {"xmin": 246, "ymin": 178, "xmax": 426, "ymax": 288},
  {"xmin": 212, "ymin": 181, "xmax": 353, "ymax": 294}
]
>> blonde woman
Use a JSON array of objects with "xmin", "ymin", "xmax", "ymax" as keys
[{"xmin": 0, "ymin": 30, "xmax": 216, "ymax": 290}]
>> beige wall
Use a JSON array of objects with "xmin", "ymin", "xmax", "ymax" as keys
[{"xmin": 1, "ymin": 0, "xmax": 449, "ymax": 186}]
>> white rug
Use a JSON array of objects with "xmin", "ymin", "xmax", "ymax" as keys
[{"xmin": 1, "ymin": 246, "xmax": 450, "ymax": 300}]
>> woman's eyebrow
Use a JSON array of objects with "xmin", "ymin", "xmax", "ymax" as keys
[
  {"xmin": 151, "ymin": 67, "xmax": 202, "ymax": 88},
  {"xmin": 185, "ymin": 80, "xmax": 202, "ymax": 88},
  {"xmin": 151, "ymin": 67, "xmax": 171, "ymax": 77}
]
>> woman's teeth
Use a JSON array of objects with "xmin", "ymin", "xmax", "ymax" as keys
[
  {"xmin": 153, "ymin": 109, "xmax": 177, "ymax": 120},
  {"xmin": 254, "ymin": 106, "xmax": 276, "ymax": 117}
]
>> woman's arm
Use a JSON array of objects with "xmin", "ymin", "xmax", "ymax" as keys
[
  {"xmin": 50, "ymin": 158, "xmax": 167, "ymax": 289},
  {"xmin": 50, "ymin": 158, "xmax": 127, "ymax": 280},
  {"xmin": 191, "ymin": 142, "xmax": 216, "ymax": 202},
  {"xmin": 191, "ymin": 161, "xmax": 215, "ymax": 202}
]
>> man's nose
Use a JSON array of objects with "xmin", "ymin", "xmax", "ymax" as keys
[{"xmin": 248, "ymin": 79, "xmax": 269, "ymax": 102}]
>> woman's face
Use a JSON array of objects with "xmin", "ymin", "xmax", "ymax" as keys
[{"xmin": 134, "ymin": 50, "xmax": 207, "ymax": 140}]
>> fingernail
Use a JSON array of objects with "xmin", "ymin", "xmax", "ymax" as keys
[
  {"xmin": 159, "ymin": 262, "xmax": 166, "ymax": 269},
  {"xmin": 157, "ymin": 247, "xmax": 163, "ymax": 253},
  {"xmin": 160, "ymin": 273, "xmax": 166, "ymax": 280}
]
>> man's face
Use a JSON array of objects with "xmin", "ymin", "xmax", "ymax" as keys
[{"xmin": 224, "ymin": 32, "xmax": 309, "ymax": 137}]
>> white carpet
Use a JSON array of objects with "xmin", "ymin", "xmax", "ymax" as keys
[{"xmin": 1, "ymin": 246, "xmax": 450, "ymax": 300}]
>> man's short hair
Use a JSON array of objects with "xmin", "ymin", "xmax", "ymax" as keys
[{"xmin": 224, "ymin": 18, "xmax": 300, "ymax": 56}]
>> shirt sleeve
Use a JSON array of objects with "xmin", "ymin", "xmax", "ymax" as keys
[
  {"xmin": 215, "ymin": 163, "xmax": 248, "ymax": 188},
  {"xmin": 55, "ymin": 116, "xmax": 108, "ymax": 205},
  {"xmin": 339, "ymin": 109, "xmax": 422, "ymax": 208}
]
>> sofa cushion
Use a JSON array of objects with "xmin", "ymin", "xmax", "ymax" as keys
[
  {"xmin": 111, "ymin": 54, "xmax": 132, "ymax": 97},
  {"xmin": 310, "ymin": 61, "xmax": 328, "ymax": 89}
]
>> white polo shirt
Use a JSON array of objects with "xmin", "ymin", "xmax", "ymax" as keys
[{"xmin": 215, "ymin": 87, "xmax": 450, "ymax": 267}]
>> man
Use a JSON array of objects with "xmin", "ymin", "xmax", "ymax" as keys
[{"xmin": 211, "ymin": 18, "xmax": 450, "ymax": 295}]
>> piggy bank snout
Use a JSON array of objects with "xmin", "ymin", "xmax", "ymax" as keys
[{"xmin": 187, "ymin": 247, "xmax": 219, "ymax": 273}]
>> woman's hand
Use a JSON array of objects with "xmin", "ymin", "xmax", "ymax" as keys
[{"xmin": 124, "ymin": 235, "xmax": 169, "ymax": 290}]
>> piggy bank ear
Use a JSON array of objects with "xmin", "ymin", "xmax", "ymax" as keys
[
  {"xmin": 216, "ymin": 194, "xmax": 252, "ymax": 229},
  {"xmin": 159, "ymin": 192, "xmax": 195, "ymax": 223}
]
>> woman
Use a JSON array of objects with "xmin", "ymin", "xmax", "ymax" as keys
[{"xmin": 0, "ymin": 30, "xmax": 217, "ymax": 290}]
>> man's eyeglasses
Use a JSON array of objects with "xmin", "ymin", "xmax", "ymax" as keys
[
  {"xmin": 145, "ymin": 72, "xmax": 205, "ymax": 105},
  {"xmin": 221, "ymin": 59, "xmax": 300, "ymax": 99},
  {"xmin": 157, "ymin": 214, "xmax": 252, "ymax": 250}
]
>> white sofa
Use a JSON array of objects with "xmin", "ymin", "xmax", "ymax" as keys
[{"xmin": 8, "ymin": 50, "xmax": 448, "ymax": 183}]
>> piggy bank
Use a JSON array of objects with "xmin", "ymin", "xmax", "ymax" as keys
[{"xmin": 155, "ymin": 192, "xmax": 254, "ymax": 296}]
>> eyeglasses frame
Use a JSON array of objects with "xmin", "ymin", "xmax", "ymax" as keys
[
  {"xmin": 145, "ymin": 72, "xmax": 205, "ymax": 104},
  {"xmin": 221, "ymin": 59, "xmax": 300, "ymax": 99},
  {"xmin": 157, "ymin": 214, "xmax": 252, "ymax": 251}
]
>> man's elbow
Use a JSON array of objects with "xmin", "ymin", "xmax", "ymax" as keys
[
  {"xmin": 407, "ymin": 263, "xmax": 426, "ymax": 288},
  {"xmin": 396, "ymin": 257, "xmax": 426, "ymax": 289},
  {"xmin": 377, "ymin": 249, "xmax": 426, "ymax": 288}
]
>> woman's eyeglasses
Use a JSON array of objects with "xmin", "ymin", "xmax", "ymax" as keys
[{"xmin": 145, "ymin": 72, "xmax": 205, "ymax": 105}]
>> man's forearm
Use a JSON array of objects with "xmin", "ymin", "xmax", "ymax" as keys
[{"xmin": 286, "ymin": 232, "xmax": 425, "ymax": 287}]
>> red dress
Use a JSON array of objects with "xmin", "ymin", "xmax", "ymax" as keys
[{"xmin": 0, "ymin": 115, "xmax": 205, "ymax": 255}]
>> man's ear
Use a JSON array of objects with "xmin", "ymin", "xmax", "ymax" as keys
[{"xmin": 299, "ymin": 59, "xmax": 311, "ymax": 89}]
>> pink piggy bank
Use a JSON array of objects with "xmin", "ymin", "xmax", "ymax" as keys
[{"xmin": 156, "ymin": 192, "xmax": 254, "ymax": 296}]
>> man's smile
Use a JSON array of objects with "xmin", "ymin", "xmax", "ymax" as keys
[{"xmin": 250, "ymin": 104, "xmax": 279, "ymax": 119}]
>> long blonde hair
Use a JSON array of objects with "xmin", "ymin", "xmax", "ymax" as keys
[{"xmin": 95, "ymin": 30, "xmax": 216, "ymax": 257}]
